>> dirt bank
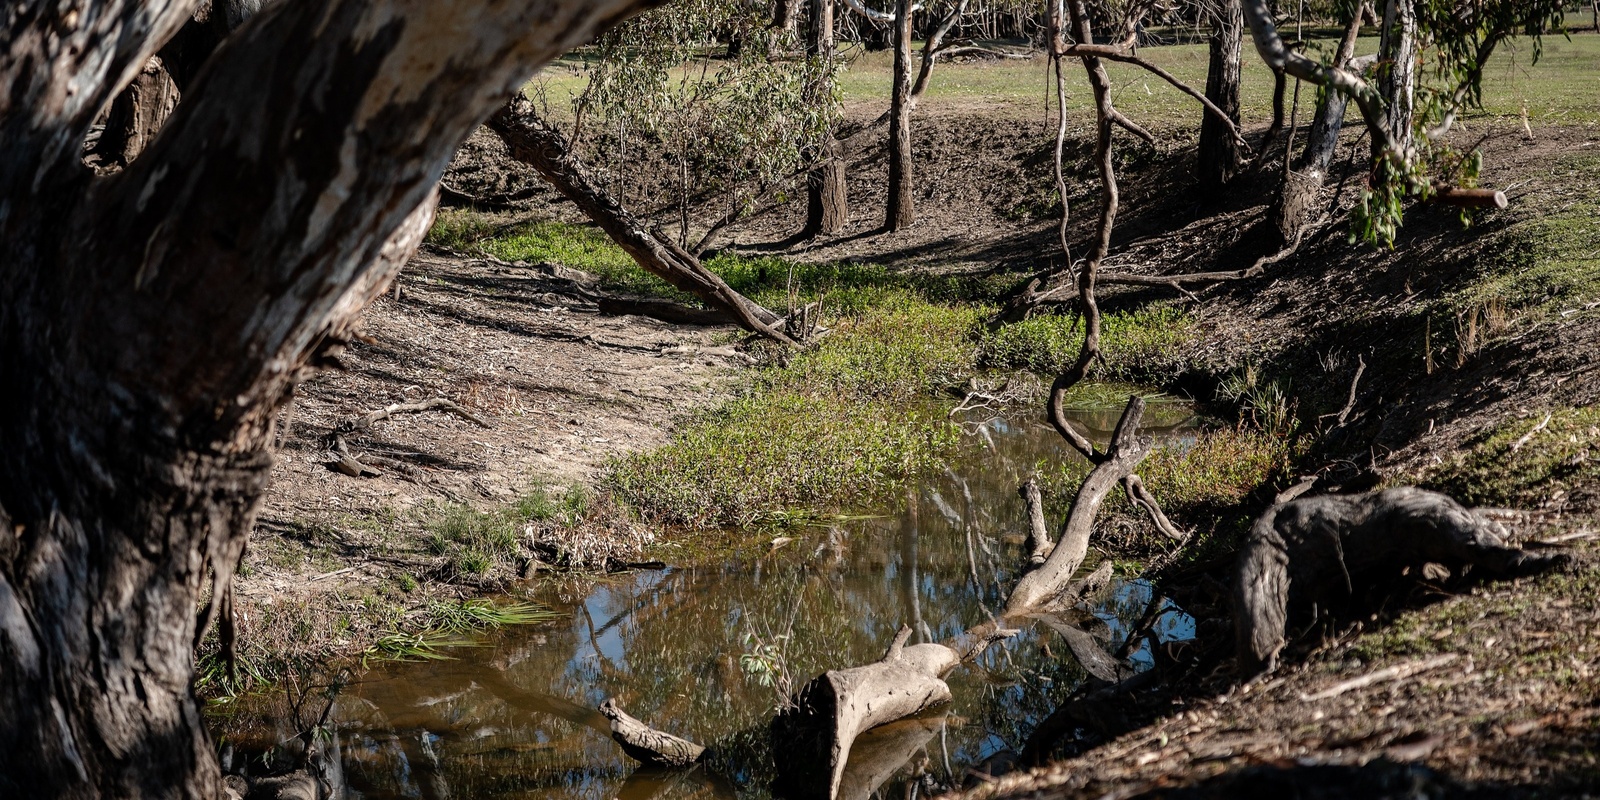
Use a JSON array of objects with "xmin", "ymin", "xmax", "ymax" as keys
[{"xmin": 231, "ymin": 248, "xmax": 744, "ymax": 675}]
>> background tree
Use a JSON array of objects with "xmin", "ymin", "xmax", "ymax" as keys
[
  {"xmin": 1196, "ymin": 0, "xmax": 1244, "ymax": 192},
  {"xmin": 0, "ymin": 0, "xmax": 656, "ymax": 796},
  {"xmin": 886, "ymin": 0, "xmax": 916, "ymax": 230},
  {"xmin": 804, "ymin": 0, "xmax": 850, "ymax": 237}
]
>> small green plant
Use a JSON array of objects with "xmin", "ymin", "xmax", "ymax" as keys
[{"xmin": 1218, "ymin": 364, "xmax": 1299, "ymax": 438}]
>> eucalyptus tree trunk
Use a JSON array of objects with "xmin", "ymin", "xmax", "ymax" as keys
[
  {"xmin": 885, "ymin": 0, "xmax": 915, "ymax": 231},
  {"xmin": 1196, "ymin": 0, "xmax": 1243, "ymax": 193},
  {"xmin": 1376, "ymin": 0, "xmax": 1417, "ymax": 161},
  {"xmin": 1272, "ymin": 10, "xmax": 1364, "ymax": 245},
  {"xmin": 804, "ymin": 0, "xmax": 848, "ymax": 238},
  {"xmin": 0, "ymin": 0, "xmax": 654, "ymax": 797}
]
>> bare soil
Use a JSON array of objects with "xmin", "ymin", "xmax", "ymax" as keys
[{"xmin": 236, "ymin": 249, "xmax": 743, "ymax": 649}]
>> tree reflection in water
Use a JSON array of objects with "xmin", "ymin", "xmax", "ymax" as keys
[{"xmin": 215, "ymin": 412, "xmax": 1198, "ymax": 799}]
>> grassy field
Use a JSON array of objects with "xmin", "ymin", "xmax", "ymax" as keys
[{"xmin": 529, "ymin": 32, "xmax": 1600, "ymax": 129}]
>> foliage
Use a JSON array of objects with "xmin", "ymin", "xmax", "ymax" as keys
[
  {"xmin": 571, "ymin": 0, "xmax": 836, "ymax": 243},
  {"xmin": 1351, "ymin": 0, "xmax": 1566, "ymax": 246}
]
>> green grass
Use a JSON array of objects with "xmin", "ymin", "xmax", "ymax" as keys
[
  {"xmin": 1422, "ymin": 405, "xmax": 1600, "ymax": 508},
  {"xmin": 1451, "ymin": 152, "xmax": 1600, "ymax": 319},
  {"xmin": 1040, "ymin": 426, "xmax": 1291, "ymax": 523},
  {"xmin": 423, "ymin": 485, "xmax": 585, "ymax": 577},
  {"xmin": 607, "ymin": 292, "xmax": 974, "ymax": 528},
  {"xmin": 976, "ymin": 304, "xmax": 1195, "ymax": 383}
]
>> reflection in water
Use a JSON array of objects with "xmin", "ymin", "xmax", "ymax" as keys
[{"xmin": 217, "ymin": 410, "xmax": 1198, "ymax": 798}]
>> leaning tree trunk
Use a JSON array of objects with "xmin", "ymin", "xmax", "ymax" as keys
[
  {"xmin": 0, "ymin": 0, "xmax": 656, "ymax": 797},
  {"xmin": 486, "ymin": 98, "xmax": 793, "ymax": 343},
  {"xmin": 884, "ymin": 0, "xmax": 915, "ymax": 232},
  {"xmin": 803, "ymin": 0, "xmax": 848, "ymax": 238},
  {"xmin": 1195, "ymin": 0, "xmax": 1243, "ymax": 194},
  {"xmin": 1272, "ymin": 10, "xmax": 1364, "ymax": 245}
]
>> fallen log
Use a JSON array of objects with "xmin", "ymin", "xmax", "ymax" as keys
[
  {"xmin": 1235, "ymin": 486, "xmax": 1570, "ymax": 675},
  {"xmin": 599, "ymin": 698, "xmax": 706, "ymax": 768}
]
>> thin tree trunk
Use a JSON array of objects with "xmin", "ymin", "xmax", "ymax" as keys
[
  {"xmin": 1196, "ymin": 0, "xmax": 1243, "ymax": 193},
  {"xmin": 486, "ymin": 98, "xmax": 793, "ymax": 342},
  {"xmin": 804, "ymin": 0, "xmax": 848, "ymax": 238},
  {"xmin": 1272, "ymin": 11, "xmax": 1363, "ymax": 244},
  {"xmin": 885, "ymin": 0, "xmax": 915, "ymax": 231},
  {"xmin": 1376, "ymin": 0, "xmax": 1417, "ymax": 161},
  {"xmin": 0, "ymin": 0, "xmax": 657, "ymax": 796}
]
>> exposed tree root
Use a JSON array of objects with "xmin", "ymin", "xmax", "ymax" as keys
[{"xmin": 1235, "ymin": 487, "xmax": 1571, "ymax": 676}]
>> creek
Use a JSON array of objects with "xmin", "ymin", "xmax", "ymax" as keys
[{"xmin": 215, "ymin": 397, "xmax": 1202, "ymax": 799}]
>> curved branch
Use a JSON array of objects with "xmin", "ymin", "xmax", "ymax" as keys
[
  {"xmin": 1055, "ymin": 42, "xmax": 1250, "ymax": 152},
  {"xmin": 1241, "ymin": 0, "xmax": 1401, "ymax": 159}
]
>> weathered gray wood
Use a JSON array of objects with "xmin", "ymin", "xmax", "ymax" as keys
[
  {"xmin": 599, "ymin": 699, "xmax": 706, "ymax": 767},
  {"xmin": 1235, "ymin": 487, "xmax": 1569, "ymax": 675},
  {"xmin": 1008, "ymin": 397, "xmax": 1150, "ymax": 614},
  {"xmin": 1021, "ymin": 477, "xmax": 1055, "ymax": 565},
  {"xmin": 771, "ymin": 627, "xmax": 953, "ymax": 800}
]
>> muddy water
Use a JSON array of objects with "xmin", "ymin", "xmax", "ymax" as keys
[{"xmin": 220, "ymin": 401, "xmax": 1199, "ymax": 799}]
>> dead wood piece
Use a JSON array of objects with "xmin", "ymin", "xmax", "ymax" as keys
[
  {"xmin": 599, "ymin": 698, "xmax": 706, "ymax": 768},
  {"xmin": 1235, "ymin": 487, "xmax": 1570, "ymax": 676},
  {"xmin": 1123, "ymin": 473, "xmax": 1186, "ymax": 541},
  {"xmin": 1020, "ymin": 478, "xmax": 1055, "ymax": 565},
  {"xmin": 772, "ymin": 626, "xmax": 954, "ymax": 800},
  {"xmin": 1431, "ymin": 186, "xmax": 1508, "ymax": 209},
  {"xmin": 1300, "ymin": 654, "xmax": 1457, "ymax": 701},
  {"xmin": 340, "ymin": 397, "xmax": 489, "ymax": 434},
  {"xmin": 1008, "ymin": 396, "xmax": 1151, "ymax": 614},
  {"xmin": 1048, "ymin": 561, "xmax": 1114, "ymax": 612}
]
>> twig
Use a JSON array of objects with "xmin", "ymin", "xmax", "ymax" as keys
[
  {"xmin": 1300, "ymin": 654, "xmax": 1458, "ymax": 701},
  {"xmin": 1510, "ymin": 412, "xmax": 1553, "ymax": 453},
  {"xmin": 340, "ymin": 397, "xmax": 490, "ymax": 434}
]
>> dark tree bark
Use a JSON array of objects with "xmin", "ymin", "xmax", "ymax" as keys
[
  {"xmin": 89, "ymin": 2, "xmax": 270, "ymax": 169},
  {"xmin": 884, "ymin": 0, "xmax": 915, "ymax": 231},
  {"xmin": 0, "ymin": 0, "xmax": 657, "ymax": 797},
  {"xmin": 1196, "ymin": 0, "xmax": 1243, "ymax": 193},
  {"xmin": 1272, "ymin": 11, "xmax": 1365, "ymax": 245},
  {"xmin": 803, "ymin": 0, "xmax": 848, "ymax": 238},
  {"xmin": 1235, "ymin": 488, "xmax": 1567, "ymax": 676},
  {"xmin": 91, "ymin": 56, "xmax": 182, "ymax": 168},
  {"xmin": 485, "ymin": 98, "xmax": 793, "ymax": 343}
]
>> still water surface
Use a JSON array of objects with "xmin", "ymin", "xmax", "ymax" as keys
[{"xmin": 221, "ymin": 401, "xmax": 1200, "ymax": 799}]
